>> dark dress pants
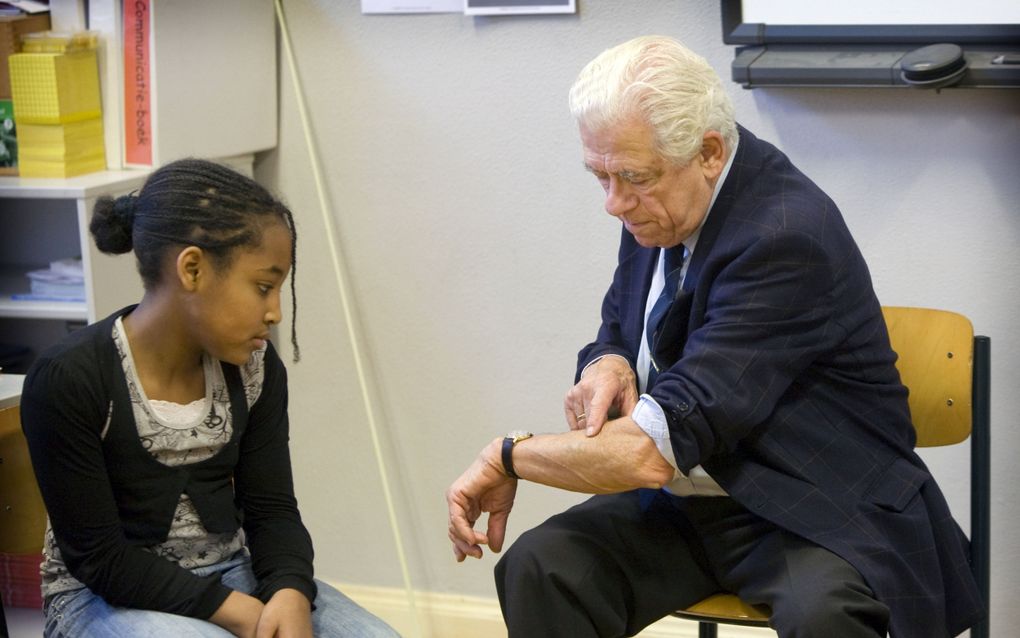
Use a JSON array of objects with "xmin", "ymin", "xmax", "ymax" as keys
[{"xmin": 495, "ymin": 490, "xmax": 889, "ymax": 638}]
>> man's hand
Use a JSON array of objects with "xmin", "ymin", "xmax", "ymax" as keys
[
  {"xmin": 256, "ymin": 588, "xmax": 313, "ymax": 638},
  {"xmin": 446, "ymin": 438, "xmax": 518, "ymax": 561},
  {"xmin": 565, "ymin": 355, "xmax": 639, "ymax": 437}
]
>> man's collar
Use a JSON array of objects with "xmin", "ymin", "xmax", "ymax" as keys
[{"xmin": 681, "ymin": 135, "xmax": 740, "ymax": 256}]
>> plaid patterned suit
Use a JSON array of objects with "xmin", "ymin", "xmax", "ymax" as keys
[{"xmin": 576, "ymin": 126, "xmax": 983, "ymax": 637}]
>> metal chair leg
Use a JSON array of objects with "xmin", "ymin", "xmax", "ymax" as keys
[{"xmin": 698, "ymin": 620, "xmax": 719, "ymax": 638}]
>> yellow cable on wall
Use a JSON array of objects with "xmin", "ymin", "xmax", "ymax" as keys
[{"xmin": 273, "ymin": 2, "xmax": 424, "ymax": 636}]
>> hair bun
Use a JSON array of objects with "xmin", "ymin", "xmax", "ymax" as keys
[
  {"xmin": 89, "ymin": 193, "xmax": 137, "ymax": 255},
  {"xmin": 112, "ymin": 193, "xmax": 137, "ymax": 226}
]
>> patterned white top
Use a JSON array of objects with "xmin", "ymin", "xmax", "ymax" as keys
[{"xmin": 40, "ymin": 318, "xmax": 266, "ymax": 598}]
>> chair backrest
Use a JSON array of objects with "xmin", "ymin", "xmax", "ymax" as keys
[
  {"xmin": 0, "ymin": 404, "xmax": 47, "ymax": 554},
  {"xmin": 673, "ymin": 307, "xmax": 990, "ymax": 638},
  {"xmin": 881, "ymin": 306, "xmax": 973, "ymax": 447},
  {"xmin": 881, "ymin": 305, "xmax": 990, "ymax": 638}
]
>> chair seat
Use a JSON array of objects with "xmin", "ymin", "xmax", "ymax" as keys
[{"xmin": 672, "ymin": 593, "xmax": 771, "ymax": 627}]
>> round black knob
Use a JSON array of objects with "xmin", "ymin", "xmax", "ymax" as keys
[{"xmin": 900, "ymin": 43, "xmax": 967, "ymax": 88}]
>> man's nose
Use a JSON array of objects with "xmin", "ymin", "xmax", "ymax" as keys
[{"xmin": 605, "ymin": 176, "xmax": 636, "ymax": 217}]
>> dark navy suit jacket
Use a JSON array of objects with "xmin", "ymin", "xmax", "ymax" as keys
[{"xmin": 576, "ymin": 126, "xmax": 983, "ymax": 637}]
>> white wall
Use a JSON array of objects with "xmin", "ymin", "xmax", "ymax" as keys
[{"xmin": 256, "ymin": 0, "xmax": 1019, "ymax": 634}]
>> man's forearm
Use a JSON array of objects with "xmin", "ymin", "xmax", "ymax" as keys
[{"xmin": 499, "ymin": 417, "xmax": 675, "ymax": 493}]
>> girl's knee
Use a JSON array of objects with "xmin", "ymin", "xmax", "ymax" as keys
[{"xmin": 311, "ymin": 581, "xmax": 399, "ymax": 637}]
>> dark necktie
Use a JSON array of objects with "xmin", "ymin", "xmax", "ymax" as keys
[{"xmin": 646, "ymin": 245, "xmax": 687, "ymax": 390}]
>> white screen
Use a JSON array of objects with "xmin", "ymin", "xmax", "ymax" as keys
[{"xmin": 741, "ymin": 0, "xmax": 1020, "ymax": 26}]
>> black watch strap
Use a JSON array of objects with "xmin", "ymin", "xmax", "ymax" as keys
[{"xmin": 501, "ymin": 431, "xmax": 532, "ymax": 479}]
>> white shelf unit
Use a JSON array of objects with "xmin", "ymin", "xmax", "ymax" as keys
[{"xmin": 0, "ymin": 170, "xmax": 150, "ymax": 372}]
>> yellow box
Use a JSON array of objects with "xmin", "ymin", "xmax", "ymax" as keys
[
  {"xmin": 18, "ymin": 152, "xmax": 106, "ymax": 178},
  {"xmin": 19, "ymin": 143, "xmax": 105, "ymax": 163},
  {"xmin": 9, "ymin": 49, "xmax": 102, "ymax": 125},
  {"xmin": 17, "ymin": 118, "xmax": 104, "ymax": 151},
  {"xmin": 17, "ymin": 117, "xmax": 105, "ymax": 179}
]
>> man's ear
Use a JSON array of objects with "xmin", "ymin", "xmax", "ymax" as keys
[
  {"xmin": 699, "ymin": 131, "xmax": 726, "ymax": 180},
  {"xmin": 176, "ymin": 246, "xmax": 204, "ymax": 291}
]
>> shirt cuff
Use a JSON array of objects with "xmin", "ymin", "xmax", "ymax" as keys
[
  {"xmin": 631, "ymin": 394, "xmax": 681, "ymax": 479},
  {"xmin": 580, "ymin": 353, "xmax": 631, "ymax": 378}
]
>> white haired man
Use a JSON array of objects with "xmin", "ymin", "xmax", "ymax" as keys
[{"xmin": 446, "ymin": 36, "xmax": 983, "ymax": 638}]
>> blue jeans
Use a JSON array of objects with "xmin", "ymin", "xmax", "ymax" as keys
[{"xmin": 43, "ymin": 551, "xmax": 400, "ymax": 637}]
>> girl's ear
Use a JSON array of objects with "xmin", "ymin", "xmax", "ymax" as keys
[{"xmin": 176, "ymin": 246, "xmax": 204, "ymax": 291}]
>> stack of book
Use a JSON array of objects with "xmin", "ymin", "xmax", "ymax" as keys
[
  {"xmin": 19, "ymin": 258, "xmax": 84, "ymax": 302},
  {"xmin": 8, "ymin": 31, "xmax": 105, "ymax": 178}
]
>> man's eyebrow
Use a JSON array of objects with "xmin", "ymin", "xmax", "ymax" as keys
[
  {"xmin": 258, "ymin": 265, "xmax": 286, "ymax": 276},
  {"xmin": 583, "ymin": 163, "xmax": 652, "ymax": 179}
]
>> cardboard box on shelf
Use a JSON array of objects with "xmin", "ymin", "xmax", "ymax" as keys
[
  {"xmin": 0, "ymin": 13, "xmax": 50, "ymax": 99},
  {"xmin": 9, "ymin": 48, "xmax": 102, "ymax": 125}
]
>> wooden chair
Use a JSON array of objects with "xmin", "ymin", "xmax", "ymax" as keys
[
  {"xmin": 1, "ymin": 396, "xmax": 49, "ymax": 636},
  {"xmin": 672, "ymin": 307, "xmax": 991, "ymax": 638}
]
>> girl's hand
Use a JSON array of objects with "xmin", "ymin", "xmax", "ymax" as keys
[
  {"xmin": 210, "ymin": 590, "xmax": 265, "ymax": 638},
  {"xmin": 256, "ymin": 588, "xmax": 313, "ymax": 638}
]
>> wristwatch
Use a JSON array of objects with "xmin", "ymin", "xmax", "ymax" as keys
[{"xmin": 501, "ymin": 430, "xmax": 533, "ymax": 479}]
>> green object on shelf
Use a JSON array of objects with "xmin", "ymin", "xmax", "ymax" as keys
[{"xmin": 0, "ymin": 99, "xmax": 16, "ymax": 168}]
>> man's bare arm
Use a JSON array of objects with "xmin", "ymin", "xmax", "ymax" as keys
[
  {"xmin": 447, "ymin": 415, "xmax": 675, "ymax": 560},
  {"xmin": 512, "ymin": 416, "xmax": 675, "ymax": 493}
]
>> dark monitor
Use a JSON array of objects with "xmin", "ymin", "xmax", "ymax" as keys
[{"xmin": 720, "ymin": 0, "xmax": 1020, "ymax": 88}]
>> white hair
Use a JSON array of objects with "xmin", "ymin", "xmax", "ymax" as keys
[{"xmin": 569, "ymin": 35, "xmax": 738, "ymax": 165}]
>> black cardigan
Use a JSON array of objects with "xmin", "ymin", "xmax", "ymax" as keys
[{"xmin": 21, "ymin": 307, "xmax": 316, "ymax": 618}]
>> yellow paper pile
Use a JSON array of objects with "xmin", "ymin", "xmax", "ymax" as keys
[{"xmin": 9, "ymin": 32, "xmax": 104, "ymax": 177}]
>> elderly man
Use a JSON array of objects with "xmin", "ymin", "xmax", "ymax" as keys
[{"xmin": 446, "ymin": 36, "xmax": 983, "ymax": 638}]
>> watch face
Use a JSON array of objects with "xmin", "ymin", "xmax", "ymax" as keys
[{"xmin": 506, "ymin": 430, "xmax": 533, "ymax": 442}]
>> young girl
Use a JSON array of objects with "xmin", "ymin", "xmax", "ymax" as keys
[{"xmin": 21, "ymin": 159, "xmax": 399, "ymax": 637}]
